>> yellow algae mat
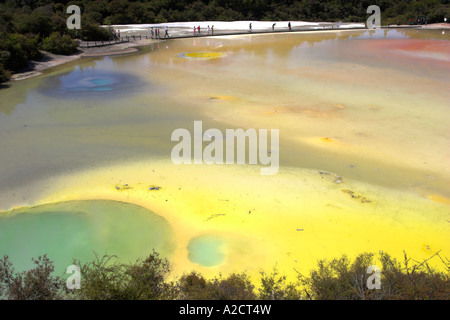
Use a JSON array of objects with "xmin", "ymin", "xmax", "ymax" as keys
[{"xmin": 35, "ymin": 159, "xmax": 448, "ymax": 280}]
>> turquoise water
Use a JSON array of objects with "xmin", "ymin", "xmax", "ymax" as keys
[
  {"xmin": 187, "ymin": 235, "xmax": 226, "ymax": 267},
  {"xmin": 0, "ymin": 200, "xmax": 175, "ymax": 274}
]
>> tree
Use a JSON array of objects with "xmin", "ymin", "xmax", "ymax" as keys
[
  {"xmin": 0, "ymin": 50, "xmax": 11, "ymax": 83},
  {"xmin": 72, "ymin": 253, "xmax": 129, "ymax": 300},
  {"xmin": 177, "ymin": 271, "xmax": 210, "ymax": 299},
  {"xmin": 258, "ymin": 265, "xmax": 302, "ymax": 300},
  {"xmin": 73, "ymin": 250, "xmax": 175, "ymax": 300},
  {"xmin": 0, "ymin": 33, "xmax": 41, "ymax": 71},
  {"xmin": 78, "ymin": 17, "xmax": 113, "ymax": 41},
  {"xmin": 210, "ymin": 272, "xmax": 257, "ymax": 300},
  {"xmin": 42, "ymin": 32, "xmax": 78, "ymax": 55},
  {"xmin": 126, "ymin": 250, "xmax": 174, "ymax": 300},
  {"xmin": 0, "ymin": 255, "xmax": 65, "ymax": 300},
  {"xmin": 16, "ymin": 7, "xmax": 53, "ymax": 38},
  {"xmin": 0, "ymin": 64, "xmax": 10, "ymax": 83},
  {"xmin": 177, "ymin": 271, "xmax": 257, "ymax": 300}
]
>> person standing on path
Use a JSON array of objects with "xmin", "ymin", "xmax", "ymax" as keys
[
  {"xmin": 207, "ymin": 25, "xmax": 210, "ymax": 35},
  {"xmin": 164, "ymin": 26, "xmax": 170, "ymax": 38},
  {"xmin": 197, "ymin": 26, "xmax": 200, "ymax": 36},
  {"xmin": 249, "ymin": 23, "xmax": 252, "ymax": 33},
  {"xmin": 272, "ymin": 23, "xmax": 276, "ymax": 31},
  {"xmin": 288, "ymin": 22, "xmax": 291, "ymax": 31},
  {"xmin": 150, "ymin": 27, "xmax": 154, "ymax": 39},
  {"xmin": 193, "ymin": 26, "xmax": 196, "ymax": 36},
  {"xmin": 211, "ymin": 25, "xmax": 214, "ymax": 35}
]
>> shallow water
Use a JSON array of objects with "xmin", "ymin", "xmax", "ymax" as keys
[
  {"xmin": 0, "ymin": 200, "xmax": 174, "ymax": 273},
  {"xmin": 187, "ymin": 235, "xmax": 226, "ymax": 267},
  {"xmin": 39, "ymin": 67, "xmax": 145, "ymax": 99},
  {"xmin": 0, "ymin": 29, "xmax": 449, "ymax": 278}
]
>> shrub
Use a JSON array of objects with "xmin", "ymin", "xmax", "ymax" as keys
[
  {"xmin": 0, "ymin": 33, "xmax": 41, "ymax": 71},
  {"xmin": 0, "ymin": 50, "xmax": 10, "ymax": 83},
  {"xmin": 0, "ymin": 255, "xmax": 65, "ymax": 300},
  {"xmin": 177, "ymin": 271, "xmax": 210, "ymax": 299},
  {"xmin": 126, "ymin": 250, "xmax": 174, "ymax": 300},
  {"xmin": 300, "ymin": 251, "xmax": 450, "ymax": 300},
  {"xmin": 41, "ymin": 32, "xmax": 78, "ymax": 55},
  {"xmin": 258, "ymin": 266, "xmax": 302, "ymax": 300},
  {"xmin": 0, "ymin": 64, "xmax": 10, "ymax": 83},
  {"xmin": 1, "ymin": 250, "xmax": 448, "ymax": 300},
  {"xmin": 73, "ymin": 250, "xmax": 174, "ymax": 300},
  {"xmin": 79, "ymin": 18, "xmax": 113, "ymax": 41},
  {"xmin": 177, "ymin": 271, "xmax": 257, "ymax": 300}
]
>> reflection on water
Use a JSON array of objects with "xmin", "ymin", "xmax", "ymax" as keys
[
  {"xmin": 179, "ymin": 51, "xmax": 226, "ymax": 59},
  {"xmin": 0, "ymin": 28, "xmax": 448, "ymax": 277},
  {"xmin": 39, "ymin": 65, "xmax": 145, "ymax": 99}
]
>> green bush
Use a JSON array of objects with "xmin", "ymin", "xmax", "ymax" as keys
[
  {"xmin": 178, "ymin": 271, "xmax": 257, "ymax": 300},
  {"xmin": 258, "ymin": 266, "xmax": 302, "ymax": 300},
  {"xmin": 0, "ymin": 255, "xmax": 65, "ymax": 300},
  {"xmin": 0, "ymin": 65, "xmax": 10, "ymax": 83},
  {"xmin": 0, "ymin": 50, "xmax": 10, "ymax": 83},
  {"xmin": 72, "ymin": 250, "xmax": 175, "ymax": 300},
  {"xmin": 1, "ymin": 250, "xmax": 449, "ymax": 300},
  {"xmin": 16, "ymin": 8, "xmax": 53, "ymax": 39},
  {"xmin": 79, "ymin": 18, "xmax": 113, "ymax": 41},
  {"xmin": 0, "ymin": 33, "xmax": 41, "ymax": 71},
  {"xmin": 299, "ymin": 251, "xmax": 450, "ymax": 300},
  {"xmin": 41, "ymin": 32, "xmax": 78, "ymax": 55}
]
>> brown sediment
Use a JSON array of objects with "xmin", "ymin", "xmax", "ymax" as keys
[
  {"xmin": 263, "ymin": 104, "xmax": 346, "ymax": 118},
  {"xmin": 115, "ymin": 184, "xmax": 133, "ymax": 191},
  {"xmin": 10, "ymin": 52, "xmax": 81, "ymax": 80},
  {"xmin": 341, "ymin": 189, "xmax": 373, "ymax": 204}
]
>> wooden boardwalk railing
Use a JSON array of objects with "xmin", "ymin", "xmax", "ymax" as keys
[{"xmin": 79, "ymin": 35, "xmax": 147, "ymax": 48}]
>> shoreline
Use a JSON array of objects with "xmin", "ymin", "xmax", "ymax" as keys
[
  {"xmin": 10, "ymin": 38, "xmax": 156, "ymax": 81},
  {"xmin": 8, "ymin": 22, "xmax": 449, "ymax": 81}
]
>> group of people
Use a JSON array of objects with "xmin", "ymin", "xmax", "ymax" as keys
[
  {"xmin": 148, "ymin": 22, "xmax": 294, "ymax": 40},
  {"xmin": 194, "ymin": 25, "xmax": 214, "ymax": 36},
  {"xmin": 251, "ymin": 22, "xmax": 292, "ymax": 33},
  {"xmin": 150, "ymin": 26, "xmax": 170, "ymax": 39}
]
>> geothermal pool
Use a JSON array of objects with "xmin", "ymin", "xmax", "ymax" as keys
[{"xmin": 0, "ymin": 29, "xmax": 449, "ymax": 280}]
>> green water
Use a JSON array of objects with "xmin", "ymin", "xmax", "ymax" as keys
[
  {"xmin": 0, "ymin": 200, "xmax": 175, "ymax": 274},
  {"xmin": 187, "ymin": 235, "xmax": 226, "ymax": 267}
]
